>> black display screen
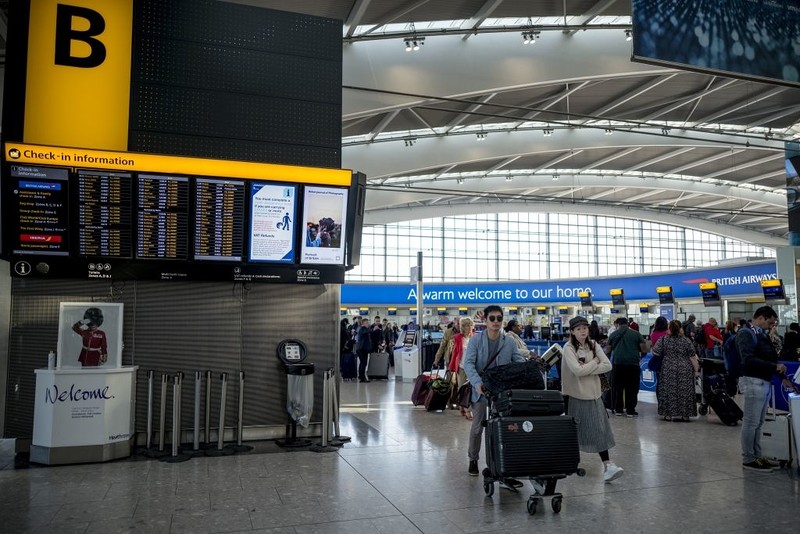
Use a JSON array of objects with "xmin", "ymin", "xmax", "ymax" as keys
[
  {"xmin": 611, "ymin": 292, "xmax": 626, "ymax": 307},
  {"xmin": 136, "ymin": 174, "xmax": 189, "ymax": 260},
  {"xmin": 195, "ymin": 178, "xmax": 245, "ymax": 261},
  {"xmin": 10, "ymin": 165, "xmax": 70, "ymax": 256},
  {"xmin": 76, "ymin": 169, "xmax": 132, "ymax": 258},
  {"xmin": 701, "ymin": 285, "xmax": 721, "ymax": 307},
  {"xmin": 658, "ymin": 291, "xmax": 674, "ymax": 304},
  {"xmin": 2, "ymin": 156, "xmax": 358, "ymax": 283},
  {"xmin": 762, "ymin": 283, "xmax": 786, "ymax": 301}
]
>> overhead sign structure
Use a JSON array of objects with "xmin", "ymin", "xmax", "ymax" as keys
[
  {"xmin": 656, "ymin": 286, "xmax": 675, "ymax": 304},
  {"xmin": 761, "ymin": 279, "xmax": 786, "ymax": 302},
  {"xmin": 699, "ymin": 282, "xmax": 721, "ymax": 307}
]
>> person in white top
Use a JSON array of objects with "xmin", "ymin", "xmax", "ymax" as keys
[{"xmin": 561, "ymin": 316, "xmax": 624, "ymax": 483}]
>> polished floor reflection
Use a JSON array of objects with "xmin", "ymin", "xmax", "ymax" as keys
[{"xmin": 1, "ymin": 376, "xmax": 799, "ymax": 533}]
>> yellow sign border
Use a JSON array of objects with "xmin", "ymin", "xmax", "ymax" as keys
[{"xmin": 5, "ymin": 143, "xmax": 352, "ymax": 186}]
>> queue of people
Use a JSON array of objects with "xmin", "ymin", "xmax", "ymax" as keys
[{"xmin": 343, "ymin": 304, "xmax": 799, "ymax": 483}]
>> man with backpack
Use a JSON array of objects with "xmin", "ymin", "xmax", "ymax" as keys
[{"xmin": 736, "ymin": 306, "xmax": 790, "ymax": 472}]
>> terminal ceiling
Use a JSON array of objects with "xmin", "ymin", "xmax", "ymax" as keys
[{"xmin": 1, "ymin": 1, "xmax": 796, "ymax": 246}]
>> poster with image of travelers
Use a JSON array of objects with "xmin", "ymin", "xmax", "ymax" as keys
[{"xmin": 300, "ymin": 186, "xmax": 348, "ymax": 265}]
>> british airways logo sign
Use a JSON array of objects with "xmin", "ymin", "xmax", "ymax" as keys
[{"xmin": 45, "ymin": 383, "xmax": 115, "ymax": 404}]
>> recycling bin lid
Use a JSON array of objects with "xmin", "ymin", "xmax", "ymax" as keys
[{"xmin": 285, "ymin": 362, "xmax": 315, "ymax": 375}]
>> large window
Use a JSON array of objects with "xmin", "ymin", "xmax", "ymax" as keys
[{"xmin": 345, "ymin": 214, "xmax": 776, "ymax": 282}]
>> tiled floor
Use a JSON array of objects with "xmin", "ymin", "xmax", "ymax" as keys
[{"xmin": 1, "ymin": 374, "xmax": 799, "ymax": 533}]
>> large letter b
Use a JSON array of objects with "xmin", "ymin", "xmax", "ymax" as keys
[{"xmin": 54, "ymin": 4, "xmax": 106, "ymax": 68}]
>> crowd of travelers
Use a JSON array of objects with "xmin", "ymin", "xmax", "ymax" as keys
[{"xmin": 340, "ymin": 305, "xmax": 799, "ymax": 480}]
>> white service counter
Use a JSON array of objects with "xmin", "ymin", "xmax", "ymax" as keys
[
  {"xmin": 31, "ymin": 366, "xmax": 138, "ymax": 465},
  {"xmin": 399, "ymin": 346, "xmax": 420, "ymax": 383}
]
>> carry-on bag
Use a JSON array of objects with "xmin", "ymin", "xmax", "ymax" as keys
[
  {"xmin": 340, "ymin": 352, "xmax": 357, "ymax": 381},
  {"xmin": 493, "ymin": 389, "xmax": 564, "ymax": 417},
  {"xmin": 707, "ymin": 389, "xmax": 743, "ymax": 426},
  {"xmin": 424, "ymin": 371, "xmax": 453, "ymax": 411},
  {"xmin": 484, "ymin": 415, "xmax": 580, "ymax": 478},
  {"xmin": 366, "ymin": 352, "xmax": 391, "ymax": 380},
  {"xmin": 411, "ymin": 368, "xmax": 444, "ymax": 406},
  {"xmin": 411, "ymin": 374, "xmax": 431, "ymax": 406}
]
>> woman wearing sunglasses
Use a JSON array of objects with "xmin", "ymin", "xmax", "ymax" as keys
[{"xmin": 463, "ymin": 305, "xmax": 530, "ymax": 486}]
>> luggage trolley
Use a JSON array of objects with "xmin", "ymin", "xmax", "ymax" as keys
[{"xmin": 481, "ymin": 389, "xmax": 585, "ymax": 515}]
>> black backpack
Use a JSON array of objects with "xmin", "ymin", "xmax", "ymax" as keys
[
  {"xmin": 694, "ymin": 326, "xmax": 706, "ymax": 346},
  {"xmin": 723, "ymin": 328, "xmax": 755, "ymax": 379}
]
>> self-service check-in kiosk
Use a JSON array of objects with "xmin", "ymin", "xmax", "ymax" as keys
[{"xmin": 396, "ymin": 330, "xmax": 420, "ymax": 382}]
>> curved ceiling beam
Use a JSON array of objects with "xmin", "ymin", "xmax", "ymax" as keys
[
  {"xmin": 361, "ymin": 174, "xmax": 783, "ymax": 211},
  {"xmin": 342, "ymin": 128, "xmax": 783, "ymax": 181},
  {"xmin": 364, "ymin": 202, "xmax": 787, "ymax": 247}
]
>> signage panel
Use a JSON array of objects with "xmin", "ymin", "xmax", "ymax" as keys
[{"xmin": 248, "ymin": 183, "xmax": 296, "ymax": 263}]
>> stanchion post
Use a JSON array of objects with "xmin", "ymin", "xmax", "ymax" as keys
[
  {"xmin": 217, "ymin": 372, "xmax": 228, "ymax": 450},
  {"xmin": 176, "ymin": 372, "xmax": 183, "ymax": 447},
  {"xmin": 146, "ymin": 370, "xmax": 154, "ymax": 449},
  {"xmin": 237, "ymin": 371, "xmax": 244, "ymax": 446},
  {"xmin": 158, "ymin": 372, "xmax": 168, "ymax": 452},
  {"xmin": 171, "ymin": 374, "xmax": 180, "ymax": 457},
  {"xmin": 329, "ymin": 367, "xmax": 350, "ymax": 444},
  {"xmin": 310, "ymin": 370, "xmax": 338, "ymax": 453},
  {"xmin": 193, "ymin": 370, "xmax": 201, "ymax": 451},
  {"xmin": 204, "ymin": 370, "xmax": 212, "ymax": 446}
]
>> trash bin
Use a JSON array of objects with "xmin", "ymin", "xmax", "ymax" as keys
[
  {"xmin": 276, "ymin": 339, "xmax": 314, "ymax": 427},
  {"xmin": 276, "ymin": 340, "xmax": 314, "ymax": 447}
]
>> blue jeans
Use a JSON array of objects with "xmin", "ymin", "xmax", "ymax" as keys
[{"xmin": 739, "ymin": 375, "xmax": 772, "ymax": 464}]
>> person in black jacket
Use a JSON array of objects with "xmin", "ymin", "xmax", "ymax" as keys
[
  {"xmin": 780, "ymin": 322, "xmax": 800, "ymax": 361},
  {"xmin": 737, "ymin": 306, "xmax": 792, "ymax": 472},
  {"xmin": 355, "ymin": 318, "xmax": 373, "ymax": 382}
]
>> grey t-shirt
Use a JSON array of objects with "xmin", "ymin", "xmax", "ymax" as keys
[{"xmin": 486, "ymin": 336, "xmax": 501, "ymax": 369}]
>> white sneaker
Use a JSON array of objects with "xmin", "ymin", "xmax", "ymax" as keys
[{"xmin": 603, "ymin": 462, "xmax": 624, "ymax": 483}]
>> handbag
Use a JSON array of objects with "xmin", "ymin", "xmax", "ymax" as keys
[
  {"xmin": 456, "ymin": 382, "xmax": 472, "ymax": 408},
  {"xmin": 481, "ymin": 359, "xmax": 545, "ymax": 396},
  {"xmin": 599, "ymin": 372, "xmax": 611, "ymax": 393},
  {"xmin": 647, "ymin": 337, "xmax": 666, "ymax": 373}
]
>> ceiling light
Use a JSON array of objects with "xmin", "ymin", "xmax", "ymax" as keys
[
  {"xmin": 522, "ymin": 31, "xmax": 540, "ymax": 45},
  {"xmin": 403, "ymin": 36, "xmax": 424, "ymax": 52},
  {"xmin": 404, "ymin": 138, "xmax": 416, "ymax": 147},
  {"xmin": 404, "ymin": 39, "xmax": 412, "ymax": 52},
  {"xmin": 457, "ymin": 178, "xmax": 464, "ymax": 184},
  {"xmin": 543, "ymin": 128, "xmax": 553, "ymax": 137},
  {"xmin": 605, "ymin": 128, "xmax": 613, "ymax": 135},
  {"xmin": 661, "ymin": 127, "xmax": 671, "ymax": 135},
  {"xmin": 505, "ymin": 176, "xmax": 513, "ymax": 181},
  {"xmin": 625, "ymin": 29, "xmax": 632, "ymax": 41},
  {"xmin": 476, "ymin": 132, "xmax": 487, "ymax": 141}
]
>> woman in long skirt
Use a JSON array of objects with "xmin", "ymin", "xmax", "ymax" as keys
[
  {"xmin": 654, "ymin": 319, "xmax": 699, "ymax": 421},
  {"xmin": 562, "ymin": 316, "xmax": 624, "ymax": 483}
]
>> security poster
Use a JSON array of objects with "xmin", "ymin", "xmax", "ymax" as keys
[{"xmin": 248, "ymin": 183, "xmax": 297, "ymax": 263}]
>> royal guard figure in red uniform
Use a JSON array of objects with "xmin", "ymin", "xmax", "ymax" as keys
[{"xmin": 72, "ymin": 307, "xmax": 108, "ymax": 367}]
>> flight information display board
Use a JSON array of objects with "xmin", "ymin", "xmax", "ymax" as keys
[
  {"xmin": 136, "ymin": 174, "xmax": 189, "ymax": 260},
  {"xmin": 10, "ymin": 165, "xmax": 70, "ymax": 256},
  {"xmin": 76, "ymin": 170, "xmax": 133, "ymax": 258},
  {"xmin": 195, "ymin": 178, "xmax": 245, "ymax": 261},
  {"xmin": 2, "ymin": 143, "xmax": 359, "ymax": 283}
]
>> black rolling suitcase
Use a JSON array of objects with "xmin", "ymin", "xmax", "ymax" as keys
[
  {"xmin": 366, "ymin": 352, "xmax": 390, "ymax": 379},
  {"xmin": 707, "ymin": 389, "xmax": 743, "ymax": 426},
  {"xmin": 485, "ymin": 415, "xmax": 580, "ymax": 479},
  {"xmin": 340, "ymin": 352, "xmax": 357, "ymax": 381},
  {"xmin": 493, "ymin": 389, "xmax": 564, "ymax": 417}
]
